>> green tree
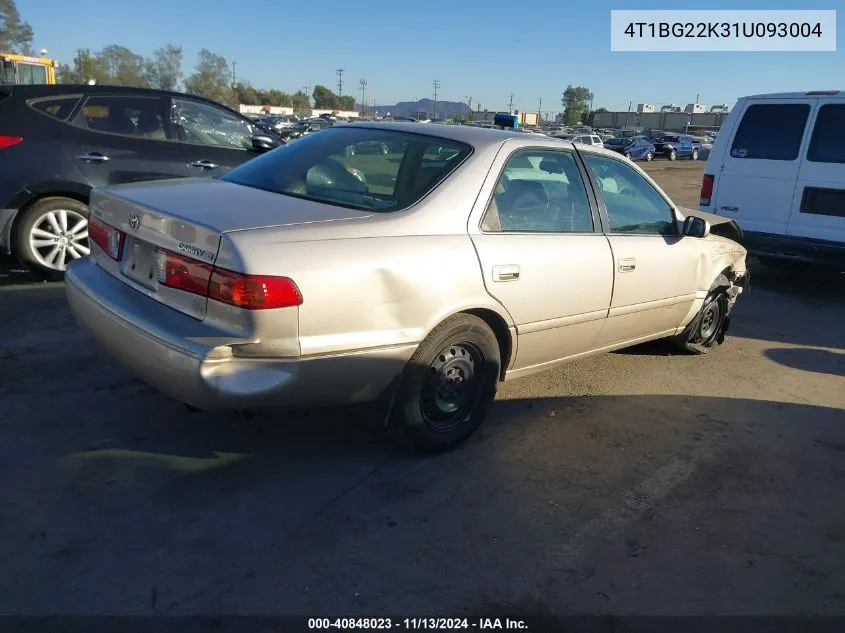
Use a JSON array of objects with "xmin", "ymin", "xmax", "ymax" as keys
[
  {"xmin": 338, "ymin": 95, "xmax": 355, "ymax": 111},
  {"xmin": 561, "ymin": 85, "xmax": 593, "ymax": 125},
  {"xmin": 56, "ymin": 48, "xmax": 110, "ymax": 84},
  {"xmin": 98, "ymin": 45, "xmax": 148, "ymax": 87},
  {"xmin": 291, "ymin": 90, "xmax": 310, "ymax": 110},
  {"xmin": 145, "ymin": 44, "xmax": 182, "ymax": 91},
  {"xmin": 234, "ymin": 82, "xmax": 259, "ymax": 105},
  {"xmin": 0, "ymin": 0, "xmax": 33, "ymax": 54},
  {"xmin": 312, "ymin": 84, "xmax": 339, "ymax": 109},
  {"xmin": 184, "ymin": 49, "xmax": 233, "ymax": 105}
]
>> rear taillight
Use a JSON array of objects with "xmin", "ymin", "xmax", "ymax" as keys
[
  {"xmin": 88, "ymin": 216, "xmax": 126, "ymax": 260},
  {"xmin": 0, "ymin": 135, "xmax": 23, "ymax": 150},
  {"xmin": 700, "ymin": 174, "xmax": 714, "ymax": 207},
  {"xmin": 155, "ymin": 248, "xmax": 303, "ymax": 310},
  {"xmin": 208, "ymin": 267, "xmax": 303, "ymax": 310},
  {"xmin": 156, "ymin": 249, "xmax": 213, "ymax": 295}
]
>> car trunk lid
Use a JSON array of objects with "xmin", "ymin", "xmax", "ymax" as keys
[{"xmin": 89, "ymin": 178, "xmax": 372, "ymax": 320}]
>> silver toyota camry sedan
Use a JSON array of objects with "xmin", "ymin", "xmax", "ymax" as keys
[{"xmin": 65, "ymin": 122, "xmax": 749, "ymax": 453}]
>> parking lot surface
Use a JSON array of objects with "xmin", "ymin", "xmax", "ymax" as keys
[{"xmin": 1, "ymin": 161, "xmax": 844, "ymax": 616}]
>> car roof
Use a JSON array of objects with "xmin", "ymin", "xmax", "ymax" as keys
[
  {"xmin": 345, "ymin": 121, "xmax": 534, "ymax": 150},
  {"xmin": 5, "ymin": 84, "xmax": 240, "ymax": 112},
  {"xmin": 741, "ymin": 90, "xmax": 842, "ymax": 100}
]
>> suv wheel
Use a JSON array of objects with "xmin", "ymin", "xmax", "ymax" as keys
[
  {"xmin": 668, "ymin": 149, "xmax": 677, "ymax": 161},
  {"xmin": 646, "ymin": 151, "xmax": 653, "ymax": 161},
  {"xmin": 691, "ymin": 148, "xmax": 699, "ymax": 160},
  {"xmin": 15, "ymin": 197, "xmax": 90, "ymax": 278}
]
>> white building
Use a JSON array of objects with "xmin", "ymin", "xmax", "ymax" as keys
[
  {"xmin": 684, "ymin": 103, "xmax": 707, "ymax": 114},
  {"xmin": 637, "ymin": 103, "xmax": 655, "ymax": 113}
]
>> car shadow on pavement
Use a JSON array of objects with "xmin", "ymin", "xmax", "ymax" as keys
[
  {"xmin": 6, "ymin": 393, "xmax": 845, "ymax": 615},
  {"xmin": 764, "ymin": 347, "xmax": 845, "ymax": 378},
  {"xmin": 0, "ymin": 254, "xmax": 51, "ymax": 288}
]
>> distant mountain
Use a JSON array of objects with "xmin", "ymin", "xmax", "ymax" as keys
[{"xmin": 358, "ymin": 98, "xmax": 470, "ymax": 118}]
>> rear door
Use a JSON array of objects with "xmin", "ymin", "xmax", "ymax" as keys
[
  {"xmin": 171, "ymin": 96, "xmax": 263, "ymax": 177},
  {"xmin": 60, "ymin": 93, "xmax": 188, "ymax": 187},
  {"xmin": 787, "ymin": 98, "xmax": 845, "ymax": 244},
  {"xmin": 711, "ymin": 99, "xmax": 814, "ymax": 235}
]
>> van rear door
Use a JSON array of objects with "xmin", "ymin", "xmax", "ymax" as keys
[
  {"xmin": 787, "ymin": 96, "xmax": 845, "ymax": 244},
  {"xmin": 712, "ymin": 98, "xmax": 815, "ymax": 235}
]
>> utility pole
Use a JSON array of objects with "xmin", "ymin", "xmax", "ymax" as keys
[
  {"xmin": 231, "ymin": 61, "xmax": 237, "ymax": 87},
  {"xmin": 465, "ymin": 96, "xmax": 472, "ymax": 121},
  {"xmin": 336, "ymin": 68, "xmax": 344, "ymax": 98},
  {"xmin": 538, "ymin": 97, "xmax": 542, "ymax": 122},
  {"xmin": 359, "ymin": 79, "xmax": 367, "ymax": 115},
  {"xmin": 627, "ymin": 100, "xmax": 632, "ymax": 129},
  {"xmin": 508, "ymin": 93, "xmax": 514, "ymax": 114},
  {"xmin": 587, "ymin": 95, "xmax": 594, "ymax": 126},
  {"xmin": 433, "ymin": 80, "xmax": 440, "ymax": 120}
]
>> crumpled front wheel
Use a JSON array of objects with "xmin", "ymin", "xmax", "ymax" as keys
[{"xmin": 670, "ymin": 275, "xmax": 732, "ymax": 355}]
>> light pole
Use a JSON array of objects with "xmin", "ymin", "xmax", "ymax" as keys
[{"xmin": 433, "ymin": 80, "xmax": 440, "ymax": 120}]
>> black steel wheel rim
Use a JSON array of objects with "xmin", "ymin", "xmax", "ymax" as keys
[
  {"xmin": 696, "ymin": 298, "xmax": 723, "ymax": 345},
  {"xmin": 420, "ymin": 342, "xmax": 484, "ymax": 432}
]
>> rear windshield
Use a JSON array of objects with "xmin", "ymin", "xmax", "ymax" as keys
[{"xmin": 221, "ymin": 127, "xmax": 472, "ymax": 212}]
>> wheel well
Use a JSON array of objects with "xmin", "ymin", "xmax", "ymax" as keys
[
  {"xmin": 462, "ymin": 308, "xmax": 513, "ymax": 381},
  {"xmin": 10, "ymin": 192, "xmax": 90, "ymax": 248}
]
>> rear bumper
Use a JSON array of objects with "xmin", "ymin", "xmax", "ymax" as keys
[
  {"xmin": 745, "ymin": 231, "xmax": 845, "ymax": 269},
  {"xmin": 65, "ymin": 258, "xmax": 415, "ymax": 411}
]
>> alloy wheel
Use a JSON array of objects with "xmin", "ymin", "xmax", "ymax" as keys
[{"xmin": 28, "ymin": 208, "xmax": 89, "ymax": 272}]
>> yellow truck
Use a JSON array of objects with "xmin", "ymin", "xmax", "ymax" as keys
[{"xmin": 0, "ymin": 53, "xmax": 57, "ymax": 85}]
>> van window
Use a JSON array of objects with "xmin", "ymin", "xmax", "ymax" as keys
[
  {"xmin": 729, "ymin": 103, "xmax": 809, "ymax": 161},
  {"xmin": 807, "ymin": 104, "xmax": 845, "ymax": 164}
]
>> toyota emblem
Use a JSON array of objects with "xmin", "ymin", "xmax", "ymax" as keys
[{"xmin": 128, "ymin": 213, "xmax": 140, "ymax": 230}]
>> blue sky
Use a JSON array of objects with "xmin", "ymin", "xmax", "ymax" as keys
[{"xmin": 24, "ymin": 0, "xmax": 842, "ymax": 113}]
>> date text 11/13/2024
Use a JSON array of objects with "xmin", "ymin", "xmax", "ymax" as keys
[{"xmin": 307, "ymin": 617, "xmax": 530, "ymax": 630}]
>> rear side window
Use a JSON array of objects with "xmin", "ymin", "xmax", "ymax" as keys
[
  {"xmin": 729, "ymin": 103, "xmax": 809, "ymax": 161},
  {"xmin": 28, "ymin": 96, "xmax": 81, "ymax": 121},
  {"xmin": 71, "ymin": 95, "xmax": 171, "ymax": 141},
  {"xmin": 807, "ymin": 104, "xmax": 845, "ymax": 164}
]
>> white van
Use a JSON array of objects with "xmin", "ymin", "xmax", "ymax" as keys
[{"xmin": 700, "ymin": 91, "xmax": 845, "ymax": 269}]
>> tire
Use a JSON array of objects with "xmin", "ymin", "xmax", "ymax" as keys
[
  {"xmin": 646, "ymin": 152, "xmax": 653, "ymax": 162},
  {"xmin": 668, "ymin": 149, "xmax": 677, "ymax": 161},
  {"xmin": 15, "ymin": 196, "xmax": 90, "ymax": 278},
  {"xmin": 385, "ymin": 313, "xmax": 501, "ymax": 453},
  {"xmin": 691, "ymin": 149, "xmax": 699, "ymax": 161},
  {"xmin": 624, "ymin": 152, "xmax": 632, "ymax": 161},
  {"xmin": 670, "ymin": 275, "xmax": 731, "ymax": 355}
]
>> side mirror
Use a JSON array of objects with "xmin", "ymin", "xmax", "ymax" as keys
[
  {"xmin": 252, "ymin": 135, "xmax": 279, "ymax": 152},
  {"xmin": 682, "ymin": 214, "xmax": 711, "ymax": 238}
]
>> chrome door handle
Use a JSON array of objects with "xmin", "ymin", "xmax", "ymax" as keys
[
  {"xmin": 190, "ymin": 160, "xmax": 218, "ymax": 169},
  {"xmin": 618, "ymin": 258, "xmax": 636, "ymax": 272},
  {"xmin": 493, "ymin": 264, "xmax": 520, "ymax": 282},
  {"xmin": 76, "ymin": 153, "xmax": 110, "ymax": 163}
]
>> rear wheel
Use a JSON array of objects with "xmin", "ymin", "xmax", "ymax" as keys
[
  {"xmin": 645, "ymin": 151, "xmax": 653, "ymax": 162},
  {"xmin": 15, "ymin": 197, "xmax": 90, "ymax": 278},
  {"xmin": 670, "ymin": 275, "xmax": 731, "ymax": 355},
  {"xmin": 691, "ymin": 148, "xmax": 699, "ymax": 160},
  {"xmin": 668, "ymin": 149, "xmax": 677, "ymax": 161},
  {"xmin": 386, "ymin": 313, "xmax": 500, "ymax": 453}
]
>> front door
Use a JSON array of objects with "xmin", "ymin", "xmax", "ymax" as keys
[
  {"xmin": 787, "ymin": 99, "xmax": 845, "ymax": 244},
  {"xmin": 710, "ymin": 99, "xmax": 814, "ymax": 235},
  {"xmin": 581, "ymin": 153, "xmax": 701, "ymax": 345},
  {"xmin": 60, "ymin": 93, "xmax": 188, "ymax": 187},
  {"xmin": 469, "ymin": 145, "xmax": 614, "ymax": 371},
  {"xmin": 171, "ymin": 96, "xmax": 263, "ymax": 177}
]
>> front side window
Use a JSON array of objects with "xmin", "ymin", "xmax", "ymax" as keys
[
  {"xmin": 71, "ymin": 95, "xmax": 170, "ymax": 140},
  {"xmin": 172, "ymin": 97, "xmax": 253, "ymax": 150},
  {"xmin": 584, "ymin": 154, "xmax": 676, "ymax": 235},
  {"xmin": 730, "ymin": 103, "xmax": 810, "ymax": 161},
  {"xmin": 807, "ymin": 104, "xmax": 845, "ymax": 164},
  {"xmin": 221, "ymin": 127, "xmax": 471, "ymax": 212},
  {"xmin": 481, "ymin": 149, "xmax": 594, "ymax": 233}
]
